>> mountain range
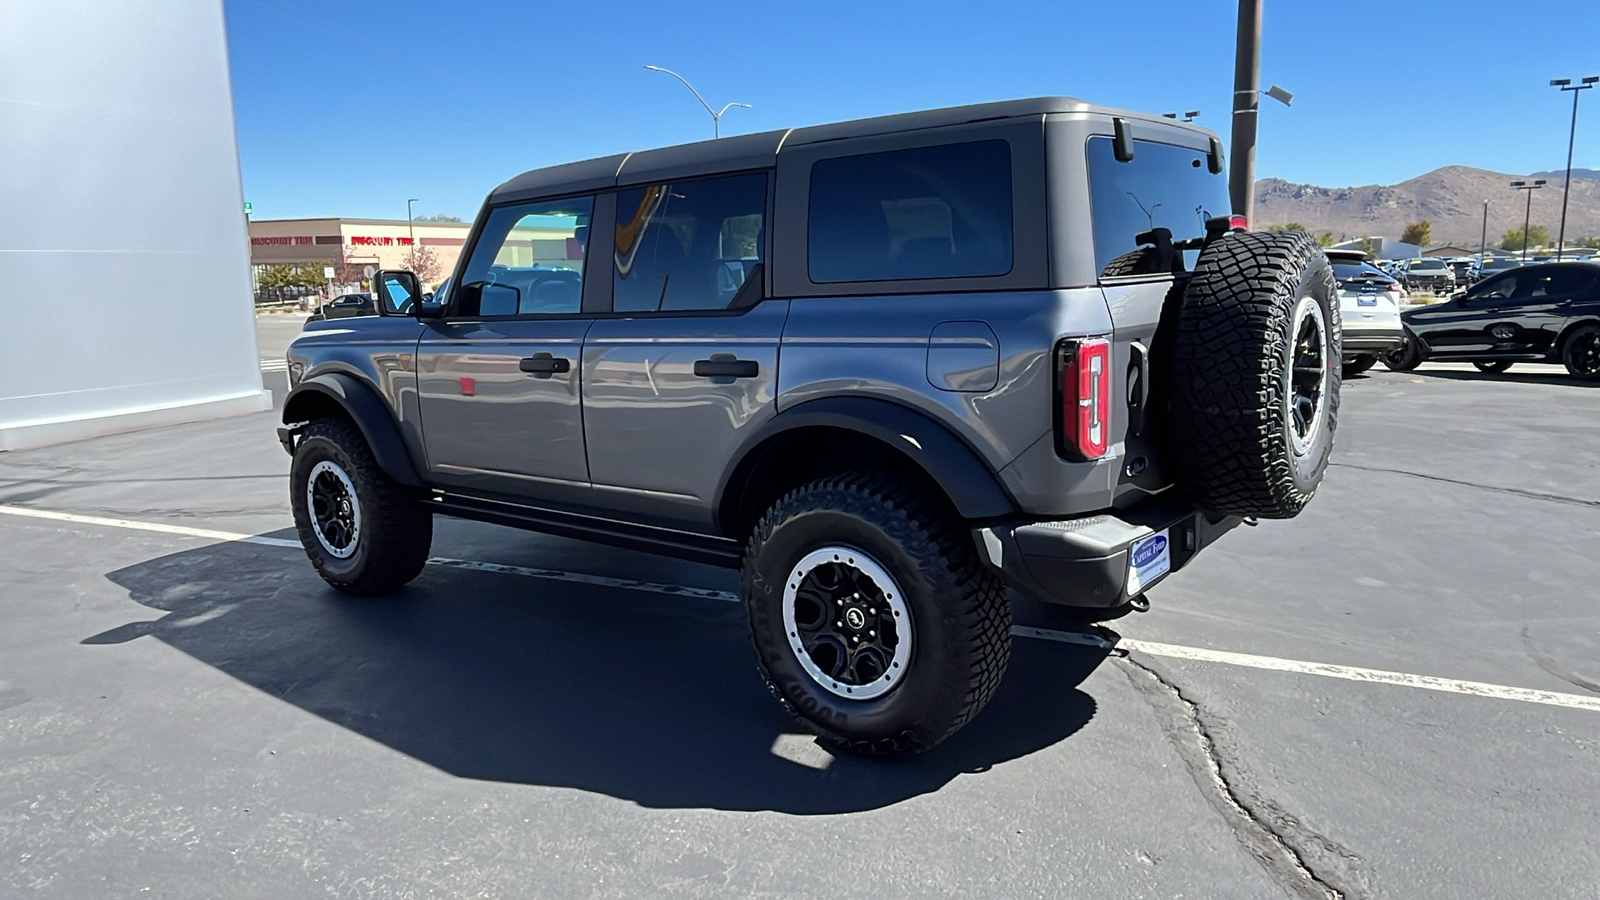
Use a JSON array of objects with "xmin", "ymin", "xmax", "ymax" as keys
[{"xmin": 1253, "ymin": 166, "xmax": 1600, "ymax": 247}]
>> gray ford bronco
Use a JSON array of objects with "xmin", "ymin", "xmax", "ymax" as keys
[{"xmin": 279, "ymin": 97, "xmax": 1340, "ymax": 757}]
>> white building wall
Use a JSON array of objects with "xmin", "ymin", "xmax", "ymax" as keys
[{"xmin": 0, "ymin": 0, "xmax": 270, "ymax": 451}]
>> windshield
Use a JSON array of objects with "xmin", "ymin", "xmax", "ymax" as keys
[
  {"xmin": 1410, "ymin": 259, "xmax": 1446, "ymax": 270},
  {"xmin": 1332, "ymin": 262, "xmax": 1389, "ymax": 281}
]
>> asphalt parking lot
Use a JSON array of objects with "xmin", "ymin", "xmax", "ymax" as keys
[{"xmin": 0, "ymin": 316, "xmax": 1596, "ymax": 898}]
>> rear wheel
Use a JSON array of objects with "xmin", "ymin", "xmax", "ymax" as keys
[
  {"xmin": 290, "ymin": 417, "xmax": 433, "ymax": 595},
  {"xmin": 1342, "ymin": 354, "xmax": 1378, "ymax": 378},
  {"xmin": 743, "ymin": 471, "xmax": 1010, "ymax": 757},
  {"xmin": 1382, "ymin": 330, "xmax": 1424, "ymax": 371},
  {"xmin": 1562, "ymin": 325, "xmax": 1600, "ymax": 382},
  {"xmin": 1473, "ymin": 360, "xmax": 1514, "ymax": 374}
]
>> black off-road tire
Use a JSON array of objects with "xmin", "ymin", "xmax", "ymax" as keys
[
  {"xmin": 1561, "ymin": 324, "xmax": 1600, "ymax": 381},
  {"xmin": 1473, "ymin": 360, "xmax": 1514, "ymax": 374},
  {"xmin": 290, "ymin": 417, "xmax": 433, "ymax": 595},
  {"xmin": 1383, "ymin": 330, "xmax": 1424, "ymax": 371},
  {"xmin": 1342, "ymin": 354, "xmax": 1378, "ymax": 378},
  {"xmin": 1168, "ymin": 230, "xmax": 1341, "ymax": 519},
  {"xmin": 742, "ymin": 472, "xmax": 1010, "ymax": 758}
]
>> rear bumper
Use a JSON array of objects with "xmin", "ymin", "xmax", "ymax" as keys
[
  {"xmin": 973, "ymin": 494, "xmax": 1242, "ymax": 608},
  {"xmin": 1342, "ymin": 326, "xmax": 1405, "ymax": 354}
]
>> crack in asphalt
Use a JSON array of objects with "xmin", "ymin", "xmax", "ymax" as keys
[
  {"xmin": 1521, "ymin": 627, "xmax": 1600, "ymax": 696},
  {"xmin": 1117, "ymin": 651, "xmax": 1368, "ymax": 900},
  {"xmin": 1330, "ymin": 461, "xmax": 1600, "ymax": 510}
]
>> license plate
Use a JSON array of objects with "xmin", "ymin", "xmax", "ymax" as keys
[
  {"xmin": 1358, "ymin": 297, "xmax": 1377, "ymax": 307},
  {"xmin": 1128, "ymin": 529, "xmax": 1172, "ymax": 595}
]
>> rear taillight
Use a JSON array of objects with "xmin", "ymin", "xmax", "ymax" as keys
[
  {"xmin": 1059, "ymin": 338, "xmax": 1112, "ymax": 461},
  {"xmin": 1228, "ymin": 214, "xmax": 1248, "ymax": 231}
]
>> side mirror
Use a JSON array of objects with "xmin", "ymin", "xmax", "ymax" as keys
[{"xmin": 373, "ymin": 269, "xmax": 421, "ymax": 316}]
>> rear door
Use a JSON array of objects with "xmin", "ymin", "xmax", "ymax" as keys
[
  {"xmin": 580, "ymin": 171, "xmax": 784, "ymax": 531},
  {"xmin": 415, "ymin": 196, "xmax": 597, "ymax": 503}
]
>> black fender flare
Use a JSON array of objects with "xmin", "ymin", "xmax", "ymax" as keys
[
  {"xmin": 281, "ymin": 372, "xmax": 424, "ymax": 487},
  {"xmin": 716, "ymin": 396, "xmax": 1018, "ymax": 526}
]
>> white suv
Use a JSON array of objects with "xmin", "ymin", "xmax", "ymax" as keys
[{"xmin": 1326, "ymin": 249, "xmax": 1404, "ymax": 376}]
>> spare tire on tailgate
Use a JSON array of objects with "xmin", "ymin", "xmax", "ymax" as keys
[{"xmin": 1168, "ymin": 230, "xmax": 1341, "ymax": 519}]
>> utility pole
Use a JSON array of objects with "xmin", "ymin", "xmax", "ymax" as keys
[
  {"xmin": 1550, "ymin": 77, "xmax": 1597, "ymax": 259},
  {"xmin": 1511, "ymin": 180, "xmax": 1546, "ymax": 262},
  {"xmin": 1229, "ymin": 0, "xmax": 1263, "ymax": 222},
  {"xmin": 406, "ymin": 198, "xmax": 419, "ymax": 249}
]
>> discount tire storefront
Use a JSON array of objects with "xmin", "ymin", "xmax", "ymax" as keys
[{"xmin": 247, "ymin": 218, "xmax": 471, "ymax": 303}]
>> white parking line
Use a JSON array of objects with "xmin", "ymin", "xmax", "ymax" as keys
[
  {"xmin": 4, "ymin": 503, "xmax": 1598, "ymax": 715},
  {"xmin": 1017, "ymin": 625, "xmax": 1600, "ymax": 714}
]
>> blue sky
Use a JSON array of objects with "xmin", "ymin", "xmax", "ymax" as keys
[{"xmin": 224, "ymin": 0, "xmax": 1600, "ymax": 221}]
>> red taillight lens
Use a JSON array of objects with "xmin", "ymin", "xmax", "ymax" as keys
[
  {"xmin": 1059, "ymin": 338, "xmax": 1112, "ymax": 460},
  {"xmin": 1228, "ymin": 214, "xmax": 1248, "ymax": 231}
]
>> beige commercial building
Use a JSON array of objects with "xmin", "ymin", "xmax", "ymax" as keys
[{"xmin": 248, "ymin": 216, "xmax": 588, "ymax": 299}]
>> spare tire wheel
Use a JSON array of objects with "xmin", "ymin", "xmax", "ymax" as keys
[{"xmin": 1168, "ymin": 230, "xmax": 1341, "ymax": 519}]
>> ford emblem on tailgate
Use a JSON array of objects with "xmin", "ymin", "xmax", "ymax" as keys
[{"xmin": 1131, "ymin": 535, "xmax": 1168, "ymax": 567}]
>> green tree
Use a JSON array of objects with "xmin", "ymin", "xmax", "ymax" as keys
[
  {"xmin": 1315, "ymin": 232, "xmax": 1336, "ymax": 247},
  {"xmin": 1579, "ymin": 236, "xmax": 1600, "ymax": 249},
  {"xmin": 1500, "ymin": 224, "xmax": 1550, "ymax": 251},
  {"xmin": 1356, "ymin": 236, "xmax": 1380, "ymax": 258},
  {"xmin": 1400, "ymin": 219, "xmax": 1432, "ymax": 246},
  {"xmin": 1266, "ymin": 222, "xmax": 1308, "ymax": 232},
  {"xmin": 256, "ymin": 264, "xmax": 323, "ymax": 291},
  {"xmin": 413, "ymin": 214, "xmax": 462, "ymax": 223}
]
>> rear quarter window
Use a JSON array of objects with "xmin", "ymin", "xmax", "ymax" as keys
[
  {"xmin": 807, "ymin": 140, "xmax": 1013, "ymax": 283},
  {"xmin": 1086, "ymin": 136, "xmax": 1229, "ymax": 279}
]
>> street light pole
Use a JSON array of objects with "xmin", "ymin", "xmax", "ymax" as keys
[
  {"xmin": 1228, "ymin": 0, "xmax": 1262, "ymax": 222},
  {"xmin": 643, "ymin": 65, "xmax": 750, "ymax": 139},
  {"xmin": 1510, "ymin": 180, "xmax": 1546, "ymax": 262},
  {"xmin": 1550, "ymin": 77, "xmax": 1597, "ymax": 259},
  {"xmin": 1479, "ymin": 199, "xmax": 1488, "ymax": 263},
  {"xmin": 406, "ymin": 198, "xmax": 419, "ymax": 257}
]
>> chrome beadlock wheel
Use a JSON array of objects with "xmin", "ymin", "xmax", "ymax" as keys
[
  {"xmin": 1287, "ymin": 295, "xmax": 1330, "ymax": 457},
  {"xmin": 782, "ymin": 547, "xmax": 911, "ymax": 700},
  {"xmin": 306, "ymin": 460, "xmax": 361, "ymax": 559}
]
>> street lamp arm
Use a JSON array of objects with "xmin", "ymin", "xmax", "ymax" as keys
[
  {"xmin": 716, "ymin": 102, "xmax": 752, "ymax": 119},
  {"xmin": 643, "ymin": 65, "xmax": 717, "ymax": 120}
]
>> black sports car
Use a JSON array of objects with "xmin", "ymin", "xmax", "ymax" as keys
[
  {"xmin": 305, "ymin": 293, "xmax": 375, "ymax": 324},
  {"xmin": 1384, "ymin": 262, "xmax": 1600, "ymax": 380}
]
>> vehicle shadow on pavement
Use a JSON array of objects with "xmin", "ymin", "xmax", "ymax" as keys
[
  {"xmin": 88, "ymin": 537, "xmax": 1106, "ymax": 814},
  {"xmin": 1410, "ymin": 369, "xmax": 1598, "ymax": 388}
]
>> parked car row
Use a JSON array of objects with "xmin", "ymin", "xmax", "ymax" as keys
[{"xmin": 1382, "ymin": 261, "xmax": 1600, "ymax": 381}]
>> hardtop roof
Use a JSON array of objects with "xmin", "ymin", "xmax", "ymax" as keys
[{"xmin": 488, "ymin": 96, "xmax": 1214, "ymax": 204}]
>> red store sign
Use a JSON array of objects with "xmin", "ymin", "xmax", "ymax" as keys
[{"xmin": 350, "ymin": 236, "xmax": 413, "ymax": 246}]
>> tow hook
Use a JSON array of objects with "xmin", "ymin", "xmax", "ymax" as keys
[
  {"xmin": 276, "ymin": 426, "xmax": 299, "ymax": 456},
  {"xmin": 1128, "ymin": 594, "xmax": 1151, "ymax": 613}
]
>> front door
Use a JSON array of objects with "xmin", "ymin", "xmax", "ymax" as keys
[
  {"xmin": 416, "ymin": 195, "xmax": 597, "ymax": 503},
  {"xmin": 580, "ymin": 171, "xmax": 781, "ymax": 531}
]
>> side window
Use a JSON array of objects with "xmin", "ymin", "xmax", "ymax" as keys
[
  {"xmin": 455, "ymin": 196, "xmax": 593, "ymax": 317},
  {"xmin": 613, "ymin": 172, "xmax": 767, "ymax": 313},
  {"xmin": 807, "ymin": 140, "xmax": 1013, "ymax": 284},
  {"xmin": 1470, "ymin": 271, "xmax": 1517, "ymax": 301},
  {"xmin": 1087, "ymin": 136, "xmax": 1230, "ymax": 279}
]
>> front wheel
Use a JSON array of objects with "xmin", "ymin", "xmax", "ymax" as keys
[
  {"xmin": 1473, "ymin": 360, "xmax": 1514, "ymax": 374},
  {"xmin": 743, "ymin": 472, "xmax": 1010, "ymax": 757},
  {"xmin": 290, "ymin": 417, "xmax": 433, "ymax": 595},
  {"xmin": 1562, "ymin": 325, "xmax": 1600, "ymax": 382}
]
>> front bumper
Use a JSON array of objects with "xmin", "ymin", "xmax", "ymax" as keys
[
  {"xmin": 1342, "ymin": 325, "xmax": 1405, "ymax": 354},
  {"xmin": 973, "ymin": 494, "xmax": 1242, "ymax": 608}
]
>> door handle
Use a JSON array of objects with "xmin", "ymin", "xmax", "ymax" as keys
[
  {"xmin": 693, "ymin": 355, "xmax": 760, "ymax": 379},
  {"xmin": 519, "ymin": 352, "xmax": 571, "ymax": 375}
]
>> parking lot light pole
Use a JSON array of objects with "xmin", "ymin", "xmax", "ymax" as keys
[
  {"xmin": 1479, "ymin": 199, "xmax": 1488, "ymax": 263},
  {"xmin": 1550, "ymin": 77, "xmax": 1598, "ymax": 260},
  {"xmin": 643, "ymin": 65, "xmax": 750, "ymax": 139},
  {"xmin": 406, "ymin": 198, "xmax": 419, "ymax": 251},
  {"xmin": 1510, "ymin": 180, "xmax": 1547, "ymax": 262}
]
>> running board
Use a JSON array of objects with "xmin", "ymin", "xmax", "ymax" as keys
[{"xmin": 427, "ymin": 493, "xmax": 743, "ymax": 568}]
